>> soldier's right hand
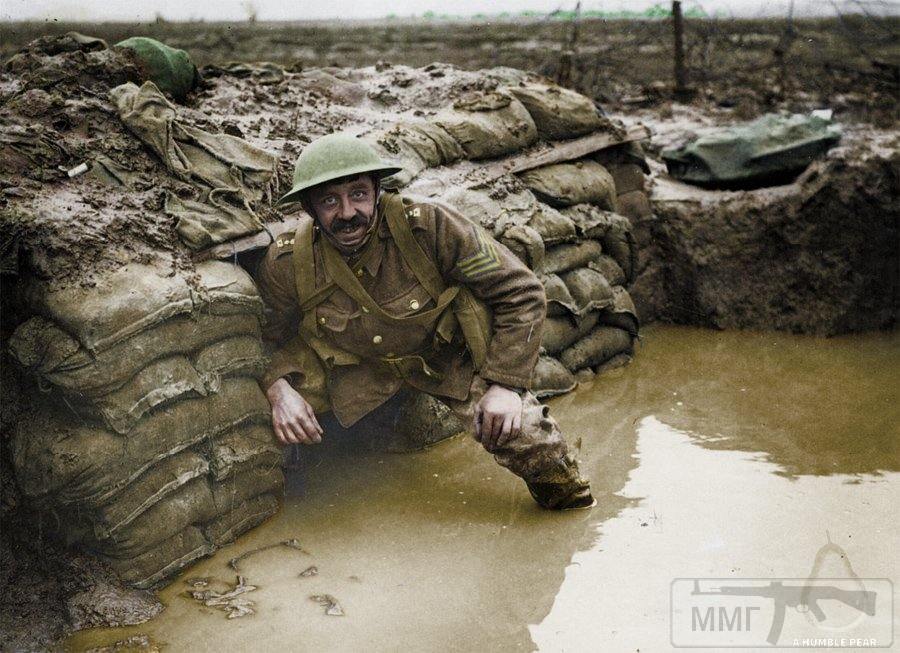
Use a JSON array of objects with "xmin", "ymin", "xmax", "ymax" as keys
[{"xmin": 265, "ymin": 377, "xmax": 324, "ymax": 445}]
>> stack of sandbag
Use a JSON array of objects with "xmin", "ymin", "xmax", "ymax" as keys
[{"xmin": 7, "ymin": 260, "xmax": 281, "ymax": 588}]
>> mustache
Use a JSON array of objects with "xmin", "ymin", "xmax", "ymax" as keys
[{"xmin": 332, "ymin": 211, "xmax": 369, "ymax": 233}]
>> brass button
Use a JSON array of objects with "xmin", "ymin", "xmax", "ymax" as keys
[
  {"xmin": 319, "ymin": 317, "xmax": 326, "ymax": 325},
  {"xmin": 409, "ymin": 299, "xmax": 420, "ymax": 310},
  {"xmin": 356, "ymin": 269, "xmax": 364, "ymax": 277},
  {"xmin": 372, "ymin": 335, "xmax": 383, "ymax": 344}
]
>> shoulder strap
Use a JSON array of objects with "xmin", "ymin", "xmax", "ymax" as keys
[{"xmin": 381, "ymin": 193, "xmax": 447, "ymax": 302}]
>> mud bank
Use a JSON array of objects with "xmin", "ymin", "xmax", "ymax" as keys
[
  {"xmin": 626, "ymin": 113, "xmax": 898, "ymax": 335},
  {"xmin": 65, "ymin": 325, "xmax": 899, "ymax": 651}
]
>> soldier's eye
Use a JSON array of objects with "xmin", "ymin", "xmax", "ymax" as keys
[{"xmin": 351, "ymin": 190, "xmax": 368, "ymax": 199}]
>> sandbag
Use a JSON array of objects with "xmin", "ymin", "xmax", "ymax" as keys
[
  {"xmin": 414, "ymin": 121, "xmax": 465, "ymax": 165},
  {"xmin": 202, "ymin": 493, "xmax": 279, "ymax": 547},
  {"xmin": 439, "ymin": 184, "xmax": 537, "ymax": 235},
  {"xmin": 527, "ymin": 203, "xmax": 577, "ymax": 245},
  {"xmin": 499, "ymin": 224, "xmax": 545, "ymax": 272},
  {"xmin": 193, "ymin": 335, "xmax": 266, "ymax": 386},
  {"xmin": 597, "ymin": 286, "xmax": 640, "ymax": 336},
  {"xmin": 560, "ymin": 326, "xmax": 633, "ymax": 372},
  {"xmin": 165, "ymin": 192, "xmax": 264, "ymax": 251},
  {"xmin": 24, "ymin": 260, "xmax": 261, "ymax": 355},
  {"xmin": 507, "ymin": 84, "xmax": 605, "ymax": 141},
  {"xmin": 519, "ymin": 160, "xmax": 617, "ymax": 209},
  {"xmin": 561, "ymin": 267, "xmax": 615, "ymax": 314},
  {"xmin": 9, "ymin": 312, "xmax": 261, "ymax": 397},
  {"xmin": 12, "ymin": 378, "xmax": 270, "ymax": 506},
  {"xmin": 540, "ymin": 311, "xmax": 600, "ymax": 356},
  {"xmin": 435, "ymin": 91, "xmax": 538, "ymax": 160},
  {"xmin": 589, "ymin": 254, "xmax": 626, "ymax": 287},
  {"xmin": 208, "ymin": 428, "xmax": 281, "ymax": 482},
  {"xmin": 362, "ymin": 126, "xmax": 430, "ymax": 188},
  {"xmin": 606, "ymin": 162, "xmax": 646, "ymax": 194},
  {"xmin": 615, "ymin": 189, "xmax": 653, "ymax": 221},
  {"xmin": 99, "ymin": 465, "xmax": 281, "ymax": 558},
  {"xmin": 541, "ymin": 274, "xmax": 577, "ymax": 316},
  {"xmin": 92, "ymin": 355, "xmax": 208, "ymax": 435},
  {"xmin": 560, "ymin": 205, "xmax": 636, "ymax": 282},
  {"xmin": 531, "ymin": 355, "xmax": 577, "ymax": 398},
  {"xmin": 115, "ymin": 37, "xmax": 198, "ymax": 102},
  {"xmin": 92, "ymin": 451, "xmax": 209, "ymax": 540},
  {"xmin": 594, "ymin": 352, "xmax": 634, "ymax": 376},
  {"xmin": 104, "ymin": 526, "xmax": 214, "ymax": 589},
  {"xmin": 543, "ymin": 240, "xmax": 603, "ymax": 275}
]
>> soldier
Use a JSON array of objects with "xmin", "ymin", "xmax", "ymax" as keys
[{"xmin": 256, "ymin": 132, "xmax": 593, "ymax": 510}]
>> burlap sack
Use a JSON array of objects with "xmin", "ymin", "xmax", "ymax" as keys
[
  {"xmin": 543, "ymin": 240, "xmax": 603, "ymax": 275},
  {"xmin": 527, "ymin": 203, "xmax": 578, "ymax": 245},
  {"xmin": 12, "ymin": 378, "xmax": 270, "ymax": 507},
  {"xmin": 499, "ymin": 224, "xmax": 545, "ymax": 273},
  {"xmin": 540, "ymin": 311, "xmax": 600, "ymax": 356},
  {"xmin": 519, "ymin": 160, "xmax": 617, "ymax": 210},
  {"xmin": 507, "ymin": 83, "xmax": 605, "ymax": 141},
  {"xmin": 541, "ymin": 273, "xmax": 578, "ymax": 316},
  {"xmin": 561, "ymin": 267, "xmax": 616, "ymax": 314},
  {"xmin": 202, "ymin": 493, "xmax": 279, "ymax": 547},
  {"xmin": 103, "ymin": 526, "xmax": 214, "ymax": 589},
  {"xmin": 589, "ymin": 254, "xmax": 626, "ymax": 287},
  {"xmin": 9, "ymin": 313, "xmax": 261, "ymax": 397},
  {"xmin": 597, "ymin": 286, "xmax": 640, "ymax": 336},
  {"xmin": 559, "ymin": 326, "xmax": 633, "ymax": 372},
  {"xmin": 531, "ymin": 355, "xmax": 577, "ymax": 398},
  {"xmin": 435, "ymin": 91, "xmax": 538, "ymax": 160},
  {"xmin": 24, "ymin": 260, "xmax": 261, "ymax": 355},
  {"xmin": 560, "ymin": 205, "xmax": 636, "ymax": 282}
]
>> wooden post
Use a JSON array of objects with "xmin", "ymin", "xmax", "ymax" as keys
[{"xmin": 672, "ymin": 0, "xmax": 689, "ymax": 98}]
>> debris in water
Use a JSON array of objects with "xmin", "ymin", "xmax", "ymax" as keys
[
  {"xmin": 299, "ymin": 566, "xmax": 319, "ymax": 578},
  {"xmin": 184, "ymin": 577, "xmax": 210, "ymax": 589},
  {"xmin": 229, "ymin": 538, "xmax": 309, "ymax": 572},
  {"xmin": 186, "ymin": 575, "xmax": 258, "ymax": 619},
  {"xmin": 84, "ymin": 634, "xmax": 158, "ymax": 652},
  {"xmin": 310, "ymin": 594, "xmax": 345, "ymax": 616}
]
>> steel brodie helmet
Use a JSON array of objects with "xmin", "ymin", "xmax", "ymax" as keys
[{"xmin": 277, "ymin": 132, "xmax": 402, "ymax": 205}]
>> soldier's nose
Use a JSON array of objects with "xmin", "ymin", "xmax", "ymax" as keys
[{"xmin": 338, "ymin": 196, "xmax": 355, "ymax": 220}]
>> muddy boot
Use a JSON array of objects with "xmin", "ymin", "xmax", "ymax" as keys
[{"xmin": 527, "ymin": 479, "xmax": 595, "ymax": 510}]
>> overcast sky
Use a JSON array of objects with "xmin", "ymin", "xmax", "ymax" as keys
[
  {"xmin": 0, "ymin": 0, "xmax": 900, "ymax": 22},
  {"xmin": 1, "ymin": 0, "xmax": 896, "ymax": 21}
]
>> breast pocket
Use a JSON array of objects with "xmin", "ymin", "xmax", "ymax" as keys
[
  {"xmin": 374, "ymin": 284, "xmax": 437, "ymax": 354},
  {"xmin": 315, "ymin": 303, "xmax": 351, "ymax": 334}
]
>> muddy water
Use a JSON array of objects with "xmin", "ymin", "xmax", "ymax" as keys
[{"xmin": 67, "ymin": 326, "xmax": 899, "ymax": 652}]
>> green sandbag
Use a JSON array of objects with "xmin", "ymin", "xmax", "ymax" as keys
[
  {"xmin": 202, "ymin": 493, "xmax": 279, "ymax": 547},
  {"xmin": 560, "ymin": 205, "xmax": 636, "ymax": 282},
  {"xmin": 519, "ymin": 160, "xmax": 617, "ymax": 209},
  {"xmin": 661, "ymin": 112, "xmax": 841, "ymax": 187},
  {"xmin": 9, "ymin": 313, "xmax": 260, "ymax": 397},
  {"xmin": 560, "ymin": 326, "xmax": 634, "ymax": 373},
  {"xmin": 499, "ymin": 224, "xmax": 545, "ymax": 273},
  {"xmin": 541, "ymin": 311, "xmax": 600, "ymax": 356},
  {"xmin": 531, "ymin": 355, "xmax": 577, "ymax": 398},
  {"xmin": 435, "ymin": 91, "xmax": 538, "ymax": 160},
  {"xmin": 590, "ymin": 254, "xmax": 626, "ymax": 287},
  {"xmin": 561, "ymin": 267, "xmax": 615, "ymax": 315},
  {"xmin": 507, "ymin": 83, "xmax": 605, "ymax": 141},
  {"xmin": 24, "ymin": 260, "xmax": 261, "ymax": 355},
  {"xmin": 103, "ymin": 526, "xmax": 214, "ymax": 589},
  {"xmin": 166, "ymin": 192, "xmax": 264, "ymax": 251},
  {"xmin": 115, "ymin": 37, "xmax": 198, "ymax": 101},
  {"xmin": 541, "ymin": 274, "xmax": 578, "ymax": 316},
  {"xmin": 544, "ymin": 240, "xmax": 603, "ymax": 275},
  {"xmin": 12, "ymin": 378, "xmax": 270, "ymax": 507},
  {"xmin": 93, "ymin": 451, "xmax": 209, "ymax": 540},
  {"xmin": 597, "ymin": 286, "xmax": 640, "ymax": 336}
]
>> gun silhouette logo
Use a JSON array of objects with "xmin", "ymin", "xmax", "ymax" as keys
[{"xmin": 691, "ymin": 579, "xmax": 877, "ymax": 645}]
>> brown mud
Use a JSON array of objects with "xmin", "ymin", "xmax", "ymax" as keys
[{"xmin": 64, "ymin": 325, "xmax": 899, "ymax": 651}]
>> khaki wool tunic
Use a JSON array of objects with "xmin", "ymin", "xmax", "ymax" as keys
[{"xmin": 256, "ymin": 194, "xmax": 547, "ymax": 427}]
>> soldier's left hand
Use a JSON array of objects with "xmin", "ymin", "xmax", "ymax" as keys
[{"xmin": 474, "ymin": 384, "xmax": 523, "ymax": 451}]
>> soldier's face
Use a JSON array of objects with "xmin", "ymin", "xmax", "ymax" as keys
[{"xmin": 308, "ymin": 175, "xmax": 377, "ymax": 252}]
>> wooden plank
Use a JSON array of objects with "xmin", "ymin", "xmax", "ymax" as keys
[
  {"xmin": 192, "ymin": 217, "xmax": 300, "ymax": 262},
  {"xmin": 463, "ymin": 124, "xmax": 651, "ymax": 184},
  {"xmin": 194, "ymin": 125, "xmax": 650, "ymax": 262}
]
